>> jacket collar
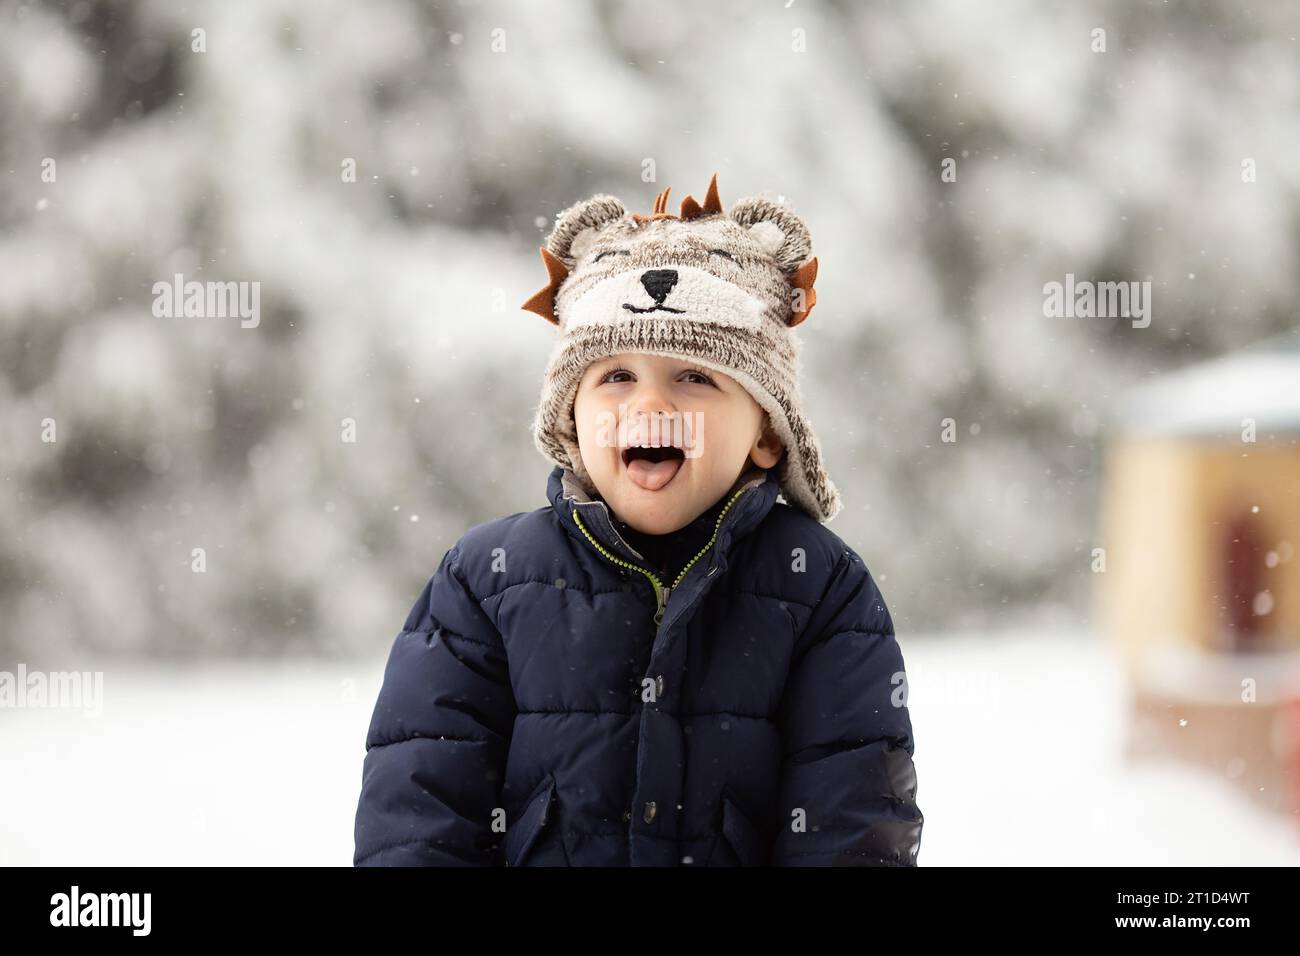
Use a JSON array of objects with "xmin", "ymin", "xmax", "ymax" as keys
[{"xmin": 548, "ymin": 462, "xmax": 780, "ymax": 572}]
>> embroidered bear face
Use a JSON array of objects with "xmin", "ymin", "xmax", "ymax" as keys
[{"xmin": 522, "ymin": 173, "xmax": 818, "ymax": 334}]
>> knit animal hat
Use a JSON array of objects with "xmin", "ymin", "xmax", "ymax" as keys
[{"xmin": 523, "ymin": 172, "xmax": 842, "ymax": 523}]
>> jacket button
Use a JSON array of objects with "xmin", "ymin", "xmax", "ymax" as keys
[
  {"xmin": 643, "ymin": 801, "xmax": 657, "ymax": 823},
  {"xmin": 622, "ymin": 807, "xmax": 632, "ymax": 822},
  {"xmin": 655, "ymin": 674, "xmax": 665, "ymax": 696}
]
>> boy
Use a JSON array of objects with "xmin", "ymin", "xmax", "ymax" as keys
[{"xmin": 352, "ymin": 174, "xmax": 923, "ymax": 866}]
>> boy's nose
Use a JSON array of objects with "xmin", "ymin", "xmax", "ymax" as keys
[
  {"xmin": 623, "ymin": 408, "xmax": 680, "ymax": 446},
  {"xmin": 624, "ymin": 402, "xmax": 678, "ymax": 429},
  {"xmin": 639, "ymin": 269, "xmax": 678, "ymax": 303}
]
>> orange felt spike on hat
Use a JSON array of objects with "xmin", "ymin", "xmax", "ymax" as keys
[
  {"xmin": 677, "ymin": 173, "xmax": 723, "ymax": 221},
  {"xmin": 520, "ymin": 246, "xmax": 570, "ymax": 325},
  {"xmin": 700, "ymin": 172, "xmax": 722, "ymax": 215},
  {"xmin": 788, "ymin": 256, "xmax": 818, "ymax": 326}
]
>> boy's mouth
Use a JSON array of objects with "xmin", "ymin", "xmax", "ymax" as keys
[{"xmin": 621, "ymin": 443, "xmax": 686, "ymax": 492}]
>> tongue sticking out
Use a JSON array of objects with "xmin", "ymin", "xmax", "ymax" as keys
[{"xmin": 625, "ymin": 452, "xmax": 684, "ymax": 491}]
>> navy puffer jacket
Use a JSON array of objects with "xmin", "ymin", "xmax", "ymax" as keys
[{"xmin": 353, "ymin": 463, "xmax": 923, "ymax": 866}]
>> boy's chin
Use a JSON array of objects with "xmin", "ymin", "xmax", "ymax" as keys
[
  {"xmin": 604, "ymin": 480, "xmax": 700, "ymax": 534},
  {"xmin": 614, "ymin": 504, "xmax": 694, "ymax": 537}
]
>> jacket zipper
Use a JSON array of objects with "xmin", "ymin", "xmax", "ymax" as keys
[{"xmin": 572, "ymin": 483, "xmax": 752, "ymax": 626}]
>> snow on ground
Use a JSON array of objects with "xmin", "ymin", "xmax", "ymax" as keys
[
  {"xmin": 904, "ymin": 629, "xmax": 1300, "ymax": 865},
  {"xmin": 1, "ymin": 630, "xmax": 1297, "ymax": 865},
  {"xmin": 0, "ymin": 657, "xmax": 384, "ymax": 867}
]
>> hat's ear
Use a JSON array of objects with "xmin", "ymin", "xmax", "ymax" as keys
[
  {"xmin": 729, "ymin": 197, "xmax": 817, "ymax": 326},
  {"xmin": 728, "ymin": 197, "xmax": 812, "ymax": 272},
  {"xmin": 522, "ymin": 194, "xmax": 627, "ymax": 325},
  {"xmin": 546, "ymin": 194, "xmax": 627, "ymax": 265}
]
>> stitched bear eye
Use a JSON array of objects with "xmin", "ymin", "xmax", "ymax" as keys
[
  {"xmin": 708, "ymin": 248, "xmax": 737, "ymax": 264},
  {"xmin": 593, "ymin": 249, "xmax": 630, "ymax": 263}
]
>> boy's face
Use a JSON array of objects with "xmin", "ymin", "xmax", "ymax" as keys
[{"xmin": 573, "ymin": 352, "xmax": 784, "ymax": 535}]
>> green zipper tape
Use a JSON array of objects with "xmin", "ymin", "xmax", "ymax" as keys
[{"xmin": 571, "ymin": 483, "xmax": 752, "ymax": 626}]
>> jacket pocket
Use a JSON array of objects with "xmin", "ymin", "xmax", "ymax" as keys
[
  {"xmin": 504, "ymin": 773, "xmax": 557, "ymax": 867},
  {"xmin": 715, "ymin": 787, "xmax": 767, "ymax": 867}
]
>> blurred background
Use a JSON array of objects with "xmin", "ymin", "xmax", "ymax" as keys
[{"xmin": 2, "ymin": 0, "xmax": 1298, "ymax": 864}]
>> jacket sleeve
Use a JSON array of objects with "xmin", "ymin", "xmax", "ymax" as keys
[
  {"xmin": 769, "ymin": 546, "xmax": 923, "ymax": 866},
  {"xmin": 353, "ymin": 544, "xmax": 517, "ymax": 866}
]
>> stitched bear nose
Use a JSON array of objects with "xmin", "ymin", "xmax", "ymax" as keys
[{"xmin": 639, "ymin": 269, "xmax": 678, "ymax": 303}]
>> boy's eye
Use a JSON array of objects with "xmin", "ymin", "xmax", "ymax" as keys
[
  {"xmin": 593, "ymin": 249, "xmax": 631, "ymax": 263},
  {"xmin": 599, "ymin": 367, "xmax": 715, "ymax": 386}
]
